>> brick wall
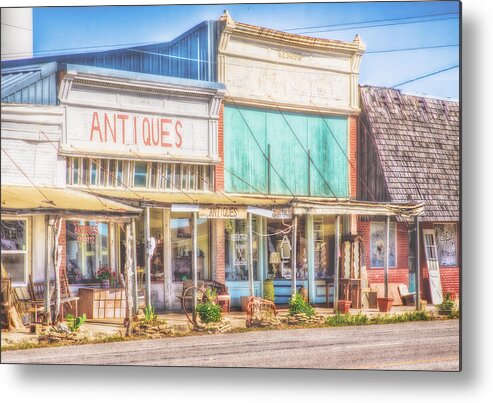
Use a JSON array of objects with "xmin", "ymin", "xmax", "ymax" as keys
[
  {"xmin": 358, "ymin": 221, "xmax": 410, "ymax": 286},
  {"xmin": 349, "ymin": 115, "xmax": 358, "ymax": 199},
  {"xmin": 419, "ymin": 221, "xmax": 460, "ymax": 301},
  {"xmin": 215, "ymin": 104, "xmax": 225, "ymax": 191},
  {"xmin": 360, "ymin": 220, "xmax": 461, "ymax": 302},
  {"xmin": 213, "ymin": 220, "xmax": 225, "ymax": 283}
]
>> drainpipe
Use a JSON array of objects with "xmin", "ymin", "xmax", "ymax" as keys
[
  {"xmin": 414, "ymin": 215, "xmax": 421, "ymax": 310},
  {"xmin": 384, "ymin": 215, "xmax": 390, "ymax": 299},
  {"xmin": 333, "ymin": 215, "xmax": 340, "ymax": 313}
]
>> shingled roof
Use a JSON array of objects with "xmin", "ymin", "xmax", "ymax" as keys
[{"xmin": 360, "ymin": 86, "xmax": 459, "ymax": 222}]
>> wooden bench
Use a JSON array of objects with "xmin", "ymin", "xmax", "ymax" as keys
[{"xmin": 29, "ymin": 273, "xmax": 79, "ymax": 320}]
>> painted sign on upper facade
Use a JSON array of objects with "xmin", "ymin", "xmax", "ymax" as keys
[
  {"xmin": 58, "ymin": 67, "xmax": 224, "ymax": 163},
  {"xmin": 217, "ymin": 13, "xmax": 365, "ymax": 115}
]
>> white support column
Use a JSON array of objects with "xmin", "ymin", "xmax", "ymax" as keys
[
  {"xmin": 384, "ymin": 215, "xmax": 390, "ymax": 299},
  {"xmin": 192, "ymin": 212, "xmax": 198, "ymax": 318},
  {"xmin": 144, "ymin": 207, "xmax": 151, "ymax": 308},
  {"xmin": 414, "ymin": 215, "xmax": 421, "ymax": 310},
  {"xmin": 334, "ymin": 215, "xmax": 340, "ymax": 313},
  {"xmin": 163, "ymin": 208, "xmax": 171, "ymax": 311},
  {"xmin": 258, "ymin": 217, "xmax": 265, "ymax": 298},
  {"xmin": 44, "ymin": 216, "xmax": 52, "ymax": 323},
  {"xmin": 291, "ymin": 215, "xmax": 298, "ymax": 297},
  {"xmin": 131, "ymin": 218, "xmax": 138, "ymax": 314},
  {"xmin": 247, "ymin": 212, "xmax": 255, "ymax": 297},
  {"xmin": 306, "ymin": 215, "xmax": 315, "ymax": 303}
]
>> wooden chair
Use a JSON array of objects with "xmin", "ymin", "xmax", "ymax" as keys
[
  {"xmin": 398, "ymin": 284, "xmax": 416, "ymax": 306},
  {"xmin": 59, "ymin": 272, "xmax": 79, "ymax": 318},
  {"xmin": 206, "ymin": 280, "xmax": 231, "ymax": 313}
]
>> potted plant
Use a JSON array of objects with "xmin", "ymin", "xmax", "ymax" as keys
[
  {"xmin": 96, "ymin": 266, "xmax": 113, "ymax": 288},
  {"xmin": 377, "ymin": 297, "xmax": 393, "ymax": 312},
  {"xmin": 338, "ymin": 300, "xmax": 352, "ymax": 314}
]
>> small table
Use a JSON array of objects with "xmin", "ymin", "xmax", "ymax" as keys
[{"xmin": 338, "ymin": 278, "xmax": 361, "ymax": 309}]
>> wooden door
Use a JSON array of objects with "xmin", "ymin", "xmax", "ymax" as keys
[{"xmin": 422, "ymin": 229, "xmax": 443, "ymax": 305}]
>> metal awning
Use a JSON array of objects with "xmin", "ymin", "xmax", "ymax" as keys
[
  {"xmin": 292, "ymin": 200, "xmax": 425, "ymax": 217},
  {"xmin": 85, "ymin": 189, "xmax": 423, "ymax": 218},
  {"xmin": 1, "ymin": 185, "xmax": 141, "ymax": 217}
]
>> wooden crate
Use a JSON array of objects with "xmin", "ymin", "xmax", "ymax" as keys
[{"xmin": 78, "ymin": 287, "xmax": 127, "ymax": 319}]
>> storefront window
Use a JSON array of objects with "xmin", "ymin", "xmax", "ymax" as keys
[
  {"xmin": 435, "ymin": 224, "xmax": 457, "ymax": 266},
  {"xmin": 134, "ymin": 161, "xmax": 148, "ymax": 187},
  {"xmin": 313, "ymin": 216, "xmax": 335, "ymax": 279},
  {"xmin": 171, "ymin": 213, "xmax": 210, "ymax": 282},
  {"xmin": 370, "ymin": 222, "xmax": 396, "ymax": 268},
  {"xmin": 1, "ymin": 219, "xmax": 28, "ymax": 284},
  {"xmin": 66, "ymin": 220, "xmax": 109, "ymax": 283},
  {"xmin": 225, "ymin": 219, "xmax": 258, "ymax": 281}
]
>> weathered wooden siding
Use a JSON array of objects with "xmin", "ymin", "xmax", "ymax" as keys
[{"xmin": 224, "ymin": 105, "xmax": 348, "ymax": 197}]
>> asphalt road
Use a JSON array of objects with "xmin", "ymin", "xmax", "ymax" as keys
[{"xmin": 1, "ymin": 320, "xmax": 459, "ymax": 370}]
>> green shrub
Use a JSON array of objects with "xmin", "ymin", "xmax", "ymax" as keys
[
  {"xmin": 289, "ymin": 292, "xmax": 316, "ymax": 317},
  {"xmin": 65, "ymin": 313, "xmax": 87, "ymax": 332},
  {"xmin": 437, "ymin": 293, "xmax": 459, "ymax": 318},
  {"xmin": 263, "ymin": 279, "xmax": 275, "ymax": 302},
  {"xmin": 143, "ymin": 305, "xmax": 157, "ymax": 324},
  {"xmin": 196, "ymin": 301, "xmax": 222, "ymax": 323},
  {"xmin": 326, "ymin": 313, "xmax": 369, "ymax": 326}
]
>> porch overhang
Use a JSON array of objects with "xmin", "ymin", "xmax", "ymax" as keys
[{"xmin": 1, "ymin": 185, "xmax": 142, "ymax": 217}]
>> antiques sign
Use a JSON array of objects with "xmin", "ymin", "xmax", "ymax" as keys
[
  {"xmin": 74, "ymin": 223, "xmax": 99, "ymax": 244},
  {"xmin": 199, "ymin": 206, "xmax": 247, "ymax": 219}
]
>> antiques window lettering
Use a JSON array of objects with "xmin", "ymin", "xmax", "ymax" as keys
[
  {"xmin": 1, "ymin": 218, "xmax": 29, "ymax": 285},
  {"xmin": 435, "ymin": 224, "xmax": 457, "ymax": 266},
  {"xmin": 370, "ymin": 222, "xmax": 396, "ymax": 268}
]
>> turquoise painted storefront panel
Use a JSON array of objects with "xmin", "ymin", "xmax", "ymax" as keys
[
  {"xmin": 224, "ymin": 105, "xmax": 348, "ymax": 197},
  {"xmin": 273, "ymin": 280, "xmax": 309, "ymax": 305},
  {"xmin": 266, "ymin": 112, "xmax": 309, "ymax": 195},
  {"xmin": 224, "ymin": 107, "xmax": 267, "ymax": 194},
  {"xmin": 308, "ymin": 116, "xmax": 348, "ymax": 197},
  {"xmin": 226, "ymin": 281, "xmax": 261, "ymax": 307}
]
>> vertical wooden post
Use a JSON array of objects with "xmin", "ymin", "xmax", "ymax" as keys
[
  {"xmin": 123, "ymin": 222, "xmax": 134, "ymax": 336},
  {"xmin": 414, "ymin": 215, "xmax": 421, "ymax": 310},
  {"xmin": 384, "ymin": 215, "xmax": 390, "ymax": 299},
  {"xmin": 247, "ymin": 212, "xmax": 255, "ymax": 297},
  {"xmin": 333, "ymin": 215, "xmax": 340, "ymax": 314},
  {"xmin": 306, "ymin": 215, "xmax": 315, "ymax": 303},
  {"xmin": 131, "ymin": 218, "xmax": 138, "ymax": 314},
  {"xmin": 52, "ymin": 216, "xmax": 62, "ymax": 324},
  {"xmin": 291, "ymin": 215, "xmax": 298, "ymax": 297},
  {"xmin": 192, "ymin": 212, "xmax": 198, "ymax": 320},
  {"xmin": 144, "ymin": 207, "xmax": 151, "ymax": 308},
  {"xmin": 44, "ymin": 216, "xmax": 51, "ymax": 324}
]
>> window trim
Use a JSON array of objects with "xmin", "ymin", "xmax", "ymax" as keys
[
  {"xmin": 369, "ymin": 221, "xmax": 397, "ymax": 269},
  {"xmin": 1, "ymin": 217, "xmax": 30, "ymax": 286}
]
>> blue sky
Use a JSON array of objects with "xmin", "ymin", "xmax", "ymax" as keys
[{"xmin": 31, "ymin": 1, "xmax": 459, "ymax": 100}]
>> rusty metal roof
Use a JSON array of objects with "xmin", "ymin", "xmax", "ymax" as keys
[{"xmin": 360, "ymin": 85, "xmax": 459, "ymax": 221}]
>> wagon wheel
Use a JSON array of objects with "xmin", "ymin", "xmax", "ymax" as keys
[{"xmin": 181, "ymin": 286, "xmax": 213, "ymax": 326}]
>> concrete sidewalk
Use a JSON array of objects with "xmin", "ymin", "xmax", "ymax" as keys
[{"xmin": 1, "ymin": 305, "xmax": 436, "ymax": 348}]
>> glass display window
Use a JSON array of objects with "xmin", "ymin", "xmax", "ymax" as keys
[
  {"xmin": 171, "ymin": 213, "xmax": 210, "ymax": 282},
  {"xmin": 313, "ymin": 216, "xmax": 335, "ymax": 280},
  {"xmin": 225, "ymin": 218, "xmax": 258, "ymax": 281},
  {"xmin": 370, "ymin": 222, "xmax": 397, "ymax": 268},
  {"xmin": 1, "ymin": 218, "xmax": 29, "ymax": 285},
  {"xmin": 66, "ymin": 220, "xmax": 109, "ymax": 283}
]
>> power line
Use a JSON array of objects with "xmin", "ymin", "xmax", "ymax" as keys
[
  {"xmin": 393, "ymin": 64, "xmax": 459, "ymax": 87},
  {"xmin": 227, "ymin": 93, "xmax": 296, "ymax": 198},
  {"xmin": 283, "ymin": 11, "xmax": 458, "ymax": 32},
  {"xmin": 269, "ymin": 96, "xmax": 339, "ymax": 200},
  {"xmin": 1, "ymin": 22, "xmax": 32, "ymax": 32},
  {"xmin": 1, "ymin": 147, "xmax": 54, "ymax": 205},
  {"xmin": 222, "ymin": 166, "xmax": 269, "ymax": 197},
  {"xmin": 367, "ymin": 44, "xmax": 459, "ymax": 54},
  {"xmin": 297, "ymin": 16, "xmax": 458, "ymax": 35}
]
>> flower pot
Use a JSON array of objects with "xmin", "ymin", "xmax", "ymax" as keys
[
  {"xmin": 101, "ymin": 279, "xmax": 110, "ymax": 289},
  {"xmin": 338, "ymin": 300, "xmax": 352, "ymax": 314},
  {"xmin": 377, "ymin": 297, "xmax": 393, "ymax": 312}
]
